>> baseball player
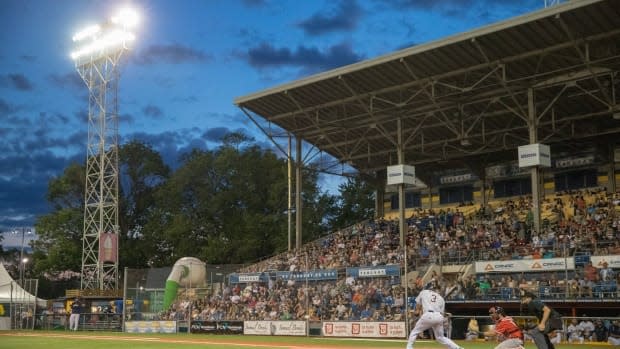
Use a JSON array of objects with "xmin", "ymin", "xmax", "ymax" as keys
[
  {"xmin": 405, "ymin": 282, "xmax": 463, "ymax": 349},
  {"xmin": 482, "ymin": 306, "xmax": 524, "ymax": 349}
]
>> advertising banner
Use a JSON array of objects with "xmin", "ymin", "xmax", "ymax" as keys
[
  {"xmin": 387, "ymin": 165, "xmax": 415, "ymax": 185},
  {"xmin": 440, "ymin": 173, "xmax": 473, "ymax": 185},
  {"xmin": 322, "ymin": 321, "xmax": 407, "ymax": 338},
  {"xmin": 190, "ymin": 320, "xmax": 244, "ymax": 334},
  {"xmin": 347, "ymin": 265, "xmax": 400, "ymax": 278},
  {"xmin": 228, "ymin": 273, "xmax": 270, "ymax": 284},
  {"xmin": 518, "ymin": 143, "xmax": 551, "ymax": 168},
  {"xmin": 475, "ymin": 257, "xmax": 574, "ymax": 273},
  {"xmin": 99, "ymin": 233, "xmax": 118, "ymax": 263},
  {"xmin": 275, "ymin": 269, "xmax": 338, "ymax": 281},
  {"xmin": 243, "ymin": 321, "xmax": 306, "ymax": 336},
  {"xmin": 591, "ymin": 255, "xmax": 620, "ymax": 268},
  {"xmin": 124, "ymin": 320, "xmax": 176, "ymax": 333}
]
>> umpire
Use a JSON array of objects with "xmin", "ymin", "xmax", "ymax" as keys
[{"xmin": 520, "ymin": 289, "xmax": 562, "ymax": 349}]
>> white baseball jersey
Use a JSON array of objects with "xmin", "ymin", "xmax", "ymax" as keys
[{"xmin": 415, "ymin": 289, "xmax": 445, "ymax": 313}]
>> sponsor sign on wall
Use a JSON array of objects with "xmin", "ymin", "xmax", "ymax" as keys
[
  {"xmin": 347, "ymin": 265, "xmax": 400, "ymax": 278},
  {"xmin": 554, "ymin": 155, "xmax": 595, "ymax": 168},
  {"xmin": 190, "ymin": 320, "xmax": 244, "ymax": 334},
  {"xmin": 243, "ymin": 321, "xmax": 306, "ymax": 336},
  {"xmin": 387, "ymin": 165, "xmax": 415, "ymax": 185},
  {"xmin": 591, "ymin": 255, "xmax": 620, "ymax": 268},
  {"xmin": 275, "ymin": 269, "xmax": 338, "ymax": 281},
  {"xmin": 229, "ymin": 273, "xmax": 270, "ymax": 284},
  {"xmin": 475, "ymin": 257, "xmax": 574, "ymax": 273},
  {"xmin": 125, "ymin": 321, "xmax": 177, "ymax": 333},
  {"xmin": 322, "ymin": 321, "xmax": 407, "ymax": 338},
  {"xmin": 518, "ymin": 143, "xmax": 551, "ymax": 168},
  {"xmin": 439, "ymin": 173, "xmax": 473, "ymax": 185}
]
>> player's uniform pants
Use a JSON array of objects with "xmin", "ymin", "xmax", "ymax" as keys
[
  {"xmin": 69, "ymin": 313, "xmax": 80, "ymax": 330},
  {"xmin": 495, "ymin": 337, "xmax": 524, "ymax": 349},
  {"xmin": 406, "ymin": 311, "xmax": 460, "ymax": 349}
]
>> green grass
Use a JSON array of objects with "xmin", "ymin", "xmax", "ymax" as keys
[{"xmin": 0, "ymin": 331, "xmax": 605, "ymax": 349}]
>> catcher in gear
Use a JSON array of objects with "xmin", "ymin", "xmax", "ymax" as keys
[{"xmin": 481, "ymin": 306, "xmax": 524, "ymax": 349}]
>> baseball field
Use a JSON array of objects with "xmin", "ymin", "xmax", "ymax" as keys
[{"xmin": 0, "ymin": 331, "xmax": 603, "ymax": 349}]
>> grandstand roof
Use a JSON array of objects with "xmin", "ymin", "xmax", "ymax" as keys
[{"xmin": 235, "ymin": 0, "xmax": 620, "ymax": 182}]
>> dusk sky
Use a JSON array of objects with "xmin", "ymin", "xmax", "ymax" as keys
[{"xmin": 0, "ymin": 0, "xmax": 546, "ymax": 236}]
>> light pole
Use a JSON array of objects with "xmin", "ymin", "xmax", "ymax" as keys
[
  {"xmin": 20, "ymin": 257, "xmax": 29, "ymax": 288},
  {"xmin": 71, "ymin": 7, "xmax": 139, "ymax": 291},
  {"xmin": 17, "ymin": 227, "xmax": 31, "ymax": 287}
]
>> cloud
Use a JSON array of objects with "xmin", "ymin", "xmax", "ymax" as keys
[
  {"xmin": 0, "ymin": 73, "xmax": 34, "ymax": 91},
  {"xmin": 142, "ymin": 104, "xmax": 164, "ymax": 118},
  {"xmin": 375, "ymin": 0, "xmax": 540, "ymax": 18},
  {"xmin": 0, "ymin": 151, "xmax": 73, "ymax": 228},
  {"xmin": 245, "ymin": 41, "xmax": 364, "ymax": 71},
  {"xmin": 126, "ymin": 129, "xmax": 206, "ymax": 170},
  {"xmin": 297, "ymin": 0, "xmax": 363, "ymax": 36},
  {"xmin": 0, "ymin": 98, "xmax": 16, "ymax": 115},
  {"xmin": 203, "ymin": 127, "xmax": 230, "ymax": 142},
  {"xmin": 47, "ymin": 73, "xmax": 84, "ymax": 90},
  {"xmin": 383, "ymin": 0, "xmax": 474, "ymax": 11},
  {"xmin": 135, "ymin": 44, "xmax": 212, "ymax": 65}
]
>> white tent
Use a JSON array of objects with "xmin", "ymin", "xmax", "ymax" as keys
[{"xmin": 0, "ymin": 263, "xmax": 46, "ymax": 307}]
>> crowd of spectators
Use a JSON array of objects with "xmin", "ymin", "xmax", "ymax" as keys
[
  {"xmin": 565, "ymin": 317, "xmax": 620, "ymax": 345},
  {"xmin": 157, "ymin": 188, "xmax": 620, "ymax": 323}
]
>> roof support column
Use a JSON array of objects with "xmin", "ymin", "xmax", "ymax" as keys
[
  {"xmin": 397, "ymin": 119, "xmax": 406, "ymax": 247},
  {"xmin": 528, "ymin": 88, "xmax": 542, "ymax": 234},
  {"xmin": 608, "ymin": 144, "xmax": 617, "ymax": 194},
  {"xmin": 296, "ymin": 136, "xmax": 303, "ymax": 251},
  {"xmin": 288, "ymin": 135, "xmax": 293, "ymax": 251}
]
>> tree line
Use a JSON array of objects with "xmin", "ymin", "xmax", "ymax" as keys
[{"xmin": 2, "ymin": 134, "xmax": 375, "ymax": 298}]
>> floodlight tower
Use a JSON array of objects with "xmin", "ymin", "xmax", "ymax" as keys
[{"xmin": 71, "ymin": 8, "xmax": 138, "ymax": 291}]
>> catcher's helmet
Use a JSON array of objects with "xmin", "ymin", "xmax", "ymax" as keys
[{"xmin": 489, "ymin": 306, "xmax": 506, "ymax": 316}]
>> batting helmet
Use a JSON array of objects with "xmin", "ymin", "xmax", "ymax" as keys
[{"xmin": 424, "ymin": 281, "xmax": 438, "ymax": 291}]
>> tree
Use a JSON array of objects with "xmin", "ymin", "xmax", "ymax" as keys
[
  {"xmin": 118, "ymin": 141, "xmax": 171, "ymax": 268},
  {"xmin": 331, "ymin": 176, "xmax": 375, "ymax": 229},
  {"xmin": 32, "ymin": 136, "xmax": 340, "ymax": 277},
  {"xmin": 32, "ymin": 163, "xmax": 85, "ymax": 293}
]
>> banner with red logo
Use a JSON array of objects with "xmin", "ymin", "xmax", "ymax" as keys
[
  {"xmin": 322, "ymin": 321, "xmax": 406, "ymax": 338},
  {"xmin": 99, "ymin": 232, "xmax": 118, "ymax": 263}
]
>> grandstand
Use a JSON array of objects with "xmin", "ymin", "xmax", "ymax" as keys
[{"xmin": 229, "ymin": 0, "xmax": 620, "ymax": 341}]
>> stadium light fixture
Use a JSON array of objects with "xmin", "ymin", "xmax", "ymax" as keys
[{"xmin": 71, "ymin": 7, "xmax": 139, "ymax": 62}]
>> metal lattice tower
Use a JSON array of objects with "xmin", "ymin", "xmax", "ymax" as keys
[
  {"xmin": 72, "ymin": 9, "xmax": 138, "ymax": 291},
  {"xmin": 75, "ymin": 54, "xmax": 122, "ymax": 290}
]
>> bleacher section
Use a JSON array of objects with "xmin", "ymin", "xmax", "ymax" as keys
[{"xmin": 153, "ymin": 187, "xmax": 620, "ymax": 325}]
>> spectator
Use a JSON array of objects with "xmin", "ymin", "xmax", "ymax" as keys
[
  {"xmin": 599, "ymin": 261, "xmax": 616, "ymax": 297},
  {"xmin": 549, "ymin": 330, "xmax": 562, "ymax": 345},
  {"xmin": 579, "ymin": 317, "xmax": 594, "ymax": 341},
  {"xmin": 608, "ymin": 319, "xmax": 620, "ymax": 346},
  {"xmin": 465, "ymin": 318, "xmax": 480, "ymax": 341},
  {"xmin": 593, "ymin": 319, "xmax": 609, "ymax": 342},
  {"xmin": 566, "ymin": 319, "xmax": 584, "ymax": 344},
  {"xmin": 360, "ymin": 304, "xmax": 374, "ymax": 321}
]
